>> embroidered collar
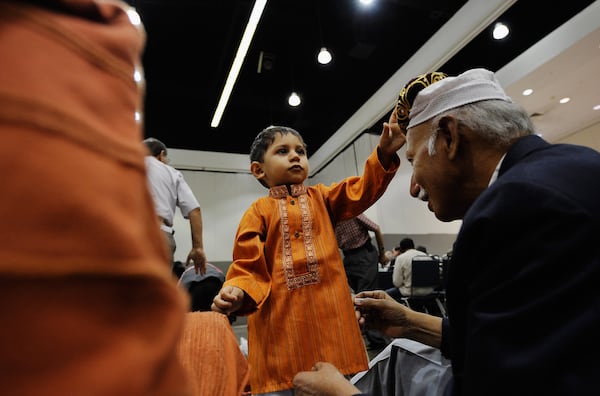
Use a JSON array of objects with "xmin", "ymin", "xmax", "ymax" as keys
[{"xmin": 269, "ymin": 184, "xmax": 307, "ymax": 198}]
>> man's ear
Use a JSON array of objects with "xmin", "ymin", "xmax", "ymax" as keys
[
  {"xmin": 436, "ymin": 116, "xmax": 461, "ymax": 160},
  {"xmin": 250, "ymin": 161, "xmax": 264, "ymax": 181},
  {"xmin": 158, "ymin": 150, "xmax": 167, "ymax": 163}
]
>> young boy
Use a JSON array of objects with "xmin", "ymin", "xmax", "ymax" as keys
[{"xmin": 212, "ymin": 112, "xmax": 405, "ymax": 394}]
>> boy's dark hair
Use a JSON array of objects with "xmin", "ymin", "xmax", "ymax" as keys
[
  {"xmin": 249, "ymin": 126, "xmax": 306, "ymax": 163},
  {"xmin": 143, "ymin": 137, "xmax": 167, "ymax": 157}
]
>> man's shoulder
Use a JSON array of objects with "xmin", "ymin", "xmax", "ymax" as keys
[
  {"xmin": 147, "ymin": 157, "xmax": 183, "ymax": 179},
  {"xmin": 399, "ymin": 249, "xmax": 422, "ymax": 257},
  {"xmin": 144, "ymin": 155, "xmax": 158, "ymax": 167},
  {"xmin": 397, "ymin": 249, "xmax": 426, "ymax": 265}
]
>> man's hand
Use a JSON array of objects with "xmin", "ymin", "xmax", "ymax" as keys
[
  {"xmin": 354, "ymin": 290, "xmax": 412, "ymax": 339},
  {"xmin": 187, "ymin": 207, "xmax": 206, "ymax": 274},
  {"xmin": 378, "ymin": 251, "xmax": 388, "ymax": 266},
  {"xmin": 293, "ymin": 362, "xmax": 361, "ymax": 396},
  {"xmin": 354, "ymin": 290, "xmax": 443, "ymax": 348},
  {"xmin": 187, "ymin": 246, "xmax": 206, "ymax": 275}
]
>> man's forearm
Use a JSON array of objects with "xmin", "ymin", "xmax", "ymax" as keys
[
  {"xmin": 374, "ymin": 229, "xmax": 387, "ymax": 264},
  {"xmin": 188, "ymin": 207, "xmax": 204, "ymax": 249},
  {"xmin": 374, "ymin": 229, "xmax": 385, "ymax": 252},
  {"xmin": 405, "ymin": 310, "xmax": 443, "ymax": 348}
]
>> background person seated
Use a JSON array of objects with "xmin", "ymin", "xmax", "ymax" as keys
[
  {"xmin": 179, "ymin": 262, "xmax": 225, "ymax": 312},
  {"xmin": 172, "ymin": 260, "xmax": 187, "ymax": 279},
  {"xmin": 385, "ymin": 238, "xmax": 432, "ymax": 300}
]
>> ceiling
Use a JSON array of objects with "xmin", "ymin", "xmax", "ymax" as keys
[{"xmin": 125, "ymin": 0, "xmax": 600, "ymax": 174}]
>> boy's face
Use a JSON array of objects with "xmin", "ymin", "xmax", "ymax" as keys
[{"xmin": 251, "ymin": 132, "xmax": 309, "ymax": 188}]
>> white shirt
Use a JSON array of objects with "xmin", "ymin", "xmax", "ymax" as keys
[
  {"xmin": 392, "ymin": 248, "xmax": 432, "ymax": 296},
  {"xmin": 144, "ymin": 156, "xmax": 199, "ymax": 227},
  {"xmin": 488, "ymin": 153, "xmax": 507, "ymax": 187}
]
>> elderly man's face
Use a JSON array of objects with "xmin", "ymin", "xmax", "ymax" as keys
[{"xmin": 405, "ymin": 122, "xmax": 463, "ymax": 222}]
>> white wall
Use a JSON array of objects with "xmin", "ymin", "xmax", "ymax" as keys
[
  {"xmin": 557, "ymin": 122, "xmax": 600, "ymax": 151},
  {"xmin": 171, "ymin": 132, "xmax": 461, "ymax": 263},
  {"xmin": 171, "ymin": 123, "xmax": 598, "ymax": 263},
  {"xmin": 172, "ymin": 171, "xmax": 264, "ymax": 263}
]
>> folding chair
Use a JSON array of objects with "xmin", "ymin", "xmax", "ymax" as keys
[{"xmin": 401, "ymin": 256, "xmax": 447, "ymax": 317}]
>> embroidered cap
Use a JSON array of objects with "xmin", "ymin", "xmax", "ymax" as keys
[
  {"xmin": 404, "ymin": 68, "xmax": 512, "ymax": 129},
  {"xmin": 395, "ymin": 71, "xmax": 448, "ymax": 129}
]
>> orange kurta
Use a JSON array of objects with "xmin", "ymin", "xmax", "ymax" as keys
[{"xmin": 225, "ymin": 149, "xmax": 399, "ymax": 393}]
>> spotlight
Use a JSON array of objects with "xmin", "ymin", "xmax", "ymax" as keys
[
  {"xmin": 492, "ymin": 22, "xmax": 509, "ymax": 40},
  {"xmin": 317, "ymin": 47, "xmax": 332, "ymax": 64},
  {"xmin": 288, "ymin": 92, "xmax": 301, "ymax": 107}
]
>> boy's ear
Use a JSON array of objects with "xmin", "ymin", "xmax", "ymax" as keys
[{"xmin": 250, "ymin": 161, "xmax": 264, "ymax": 181}]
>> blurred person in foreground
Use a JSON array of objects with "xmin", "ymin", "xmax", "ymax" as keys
[
  {"xmin": 293, "ymin": 68, "xmax": 600, "ymax": 395},
  {"xmin": 0, "ymin": 1, "xmax": 246, "ymax": 395}
]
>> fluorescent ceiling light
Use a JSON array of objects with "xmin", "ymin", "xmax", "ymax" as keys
[{"xmin": 211, "ymin": 0, "xmax": 267, "ymax": 128}]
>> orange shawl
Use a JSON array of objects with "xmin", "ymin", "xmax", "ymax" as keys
[{"xmin": 177, "ymin": 312, "xmax": 250, "ymax": 396}]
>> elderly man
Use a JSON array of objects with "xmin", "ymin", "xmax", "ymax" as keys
[{"xmin": 293, "ymin": 68, "xmax": 600, "ymax": 395}]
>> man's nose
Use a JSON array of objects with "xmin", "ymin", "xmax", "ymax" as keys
[{"xmin": 409, "ymin": 174, "xmax": 420, "ymax": 198}]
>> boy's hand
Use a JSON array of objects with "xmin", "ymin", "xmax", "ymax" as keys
[
  {"xmin": 377, "ymin": 109, "xmax": 406, "ymax": 167},
  {"xmin": 211, "ymin": 285, "xmax": 244, "ymax": 315}
]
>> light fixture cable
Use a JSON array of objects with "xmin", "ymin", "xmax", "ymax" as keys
[
  {"xmin": 288, "ymin": 39, "xmax": 301, "ymax": 107},
  {"xmin": 316, "ymin": 0, "xmax": 332, "ymax": 64}
]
